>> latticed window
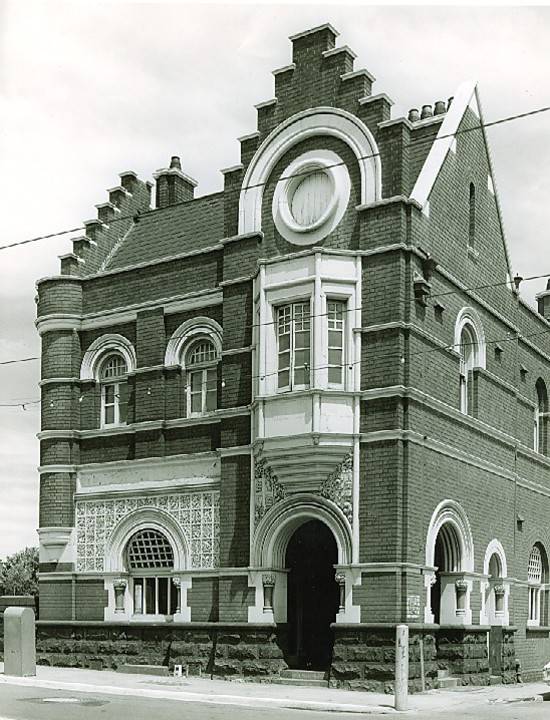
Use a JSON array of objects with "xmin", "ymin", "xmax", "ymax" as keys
[
  {"xmin": 277, "ymin": 301, "xmax": 311, "ymax": 390},
  {"xmin": 126, "ymin": 529, "xmax": 177, "ymax": 615},
  {"xmin": 100, "ymin": 353, "xmax": 128, "ymax": 426},
  {"xmin": 528, "ymin": 545, "xmax": 544, "ymax": 624},
  {"xmin": 327, "ymin": 300, "xmax": 345, "ymax": 385},
  {"xmin": 186, "ymin": 339, "xmax": 218, "ymax": 416}
]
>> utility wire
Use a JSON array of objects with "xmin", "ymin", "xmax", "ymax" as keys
[
  {"xmin": 1, "ymin": 270, "xmax": 549, "ymax": 371},
  {"xmin": 1, "ymin": 103, "xmax": 550, "ymax": 252},
  {"xmin": 5, "ymin": 321, "xmax": 550, "ymax": 410}
]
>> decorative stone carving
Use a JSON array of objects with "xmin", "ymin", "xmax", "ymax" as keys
[
  {"xmin": 254, "ymin": 444, "xmax": 285, "ymax": 525},
  {"xmin": 319, "ymin": 452, "xmax": 353, "ymax": 523},
  {"xmin": 113, "ymin": 578, "xmax": 127, "ymax": 613},
  {"xmin": 335, "ymin": 571, "xmax": 346, "ymax": 611},
  {"xmin": 262, "ymin": 573, "xmax": 276, "ymax": 611},
  {"xmin": 75, "ymin": 491, "xmax": 220, "ymax": 572}
]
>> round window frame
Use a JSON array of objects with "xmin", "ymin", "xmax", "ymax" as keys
[{"xmin": 272, "ymin": 149, "xmax": 351, "ymax": 246}]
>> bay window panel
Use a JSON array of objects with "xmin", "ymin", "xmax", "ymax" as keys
[
  {"xmin": 277, "ymin": 301, "xmax": 311, "ymax": 390},
  {"xmin": 327, "ymin": 300, "xmax": 345, "ymax": 385}
]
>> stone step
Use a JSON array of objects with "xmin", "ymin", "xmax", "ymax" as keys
[
  {"xmin": 272, "ymin": 677, "xmax": 329, "ymax": 688},
  {"xmin": 437, "ymin": 676, "xmax": 459, "ymax": 689},
  {"xmin": 489, "ymin": 675, "xmax": 503, "ymax": 685},
  {"xmin": 280, "ymin": 669, "xmax": 327, "ymax": 681},
  {"xmin": 117, "ymin": 664, "xmax": 169, "ymax": 676}
]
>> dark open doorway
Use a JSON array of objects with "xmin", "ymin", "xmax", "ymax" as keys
[{"xmin": 285, "ymin": 519, "xmax": 339, "ymax": 670}]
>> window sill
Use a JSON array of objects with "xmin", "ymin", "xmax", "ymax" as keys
[{"xmin": 526, "ymin": 625, "xmax": 550, "ymax": 635}]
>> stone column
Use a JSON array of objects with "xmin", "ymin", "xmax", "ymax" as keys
[
  {"xmin": 113, "ymin": 578, "xmax": 127, "ymax": 614},
  {"xmin": 262, "ymin": 573, "xmax": 276, "ymax": 612},
  {"xmin": 494, "ymin": 584, "xmax": 505, "ymax": 615},
  {"xmin": 172, "ymin": 577, "xmax": 182, "ymax": 614},
  {"xmin": 335, "ymin": 571, "xmax": 346, "ymax": 612},
  {"xmin": 455, "ymin": 578, "xmax": 468, "ymax": 616}
]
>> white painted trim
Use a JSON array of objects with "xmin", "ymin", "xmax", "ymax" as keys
[
  {"xmin": 239, "ymin": 106, "xmax": 381, "ymax": 236},
  {"xmin": 425, "ymin": 500, "xmax": 475, "ymax": 573},
  {"xmin": 80, "ymin": 334, "xmax": 136, "ymax": 381},
  {"xmin": 255, "ymin": 99, "xmax": 277, "ymax": 110},
  {"xmin": 272, "ymin": 64, "xmax": 295, "ymax": 76},
  {"xmin": 288, "ymin": 23, "xmax": 339, "ymax": 41},
  {"xmin": 164, "ymin": 316, "xmax": 222, "ymax": 367},
  {"xmin": 454, "ymin": 305, "xmax": 487, "ymax": 369},
  {"xmin": 410, "ymin": 79, "xmax": 477, "ymax": 210},
  {"xmin": 220, "ymin": 164, "xmax": 244, "ymax": 175},
  {"xmin": 105, "ymin": 508, "xmax": 190, "ymax": 573},
  {"xmin": 483, "ymin": 539, "xmax": 508, "ymax": 578},
  {"xmin": 340, "ymin": 68, "xmax": 375, "ymax": 82},
  {"xmin": 323, "ymin": 45, "xmax": 357, "ymax": 60},
  {"xmin": 358, "ymin": 92, "xmax": 393, "ymax": 107},
  {"xmin": 252, "ymin": 493, "xmax": 352, "ymax": 568},
  {"xmin": 378, "ymin": 117, "xmax": 413, "ymax": 130}
]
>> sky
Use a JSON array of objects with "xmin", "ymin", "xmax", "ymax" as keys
[{"xmin": 1, "ymin": 1, "xmax": 550, "ymax": 559}]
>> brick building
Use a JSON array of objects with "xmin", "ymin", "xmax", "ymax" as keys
[{"xmin": 35, "ymin": 24, "xmax": 550, "ymax": 689}]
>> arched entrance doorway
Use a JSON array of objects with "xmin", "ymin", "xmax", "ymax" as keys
[
  {"xmin": 285, "ymin": 519, "xmax": 339, "ymax": 670},
  {"xmin": 431, "ymin": 523, "xmax": 462, "ymax": 624}
]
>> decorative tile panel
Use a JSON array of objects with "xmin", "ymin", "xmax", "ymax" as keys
[
  {"xmin": 75, "ymin": 491, "xmax": 220, "ymax": 572},
  {"xmin": 254, "ymin": 443, "xmax": 285, "ymax": 526}
]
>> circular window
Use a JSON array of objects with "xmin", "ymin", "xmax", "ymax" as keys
[{"xmin": 272, "ymin": 150, "xmax": 350, "ymax": 246}]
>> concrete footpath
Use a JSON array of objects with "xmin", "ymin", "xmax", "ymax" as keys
[{"xmin": 0, "ymin": 664, "xmax": 548, "ymax": 714}]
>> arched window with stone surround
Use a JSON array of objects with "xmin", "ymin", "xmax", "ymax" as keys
[
  {"xmin": 164, "ymin": 316, "xmax": 223, "ymax": 418},
  {"xmin": 126, "ymin": 528, "xmax": 177, "ymax": 616},
  {"xmin": 99, "ymin": 353, "xmax": 128, "ymax": 427},
  {"xmin": 534, "ymin": 378, "xmax": 548, "ymax": 454},
  {"xmin": 527, "ymin": 543, "xmax": 548, "ymax": 626},
  {"xmin": 454, "ymin": 308, "xmax": 485, "ymax": 415}
]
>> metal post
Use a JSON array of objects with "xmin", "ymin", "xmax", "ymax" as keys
[{"xmin": 395, "ymin": 624, "xmax": 409, "ymax": 711}]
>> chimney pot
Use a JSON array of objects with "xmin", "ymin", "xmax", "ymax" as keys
[
  {"xmin": 434, "ymin": 100, "xmax": 446, "ymax": 116},
  {"xmin": 421, "ymin": 104, "xmax": 433, "ymax": 119},
  {"xmin": 408, "ymin": 108, "xmax": 420, "ymax": 122},
  {"xmin": 170, "ymin": 156, "xmax": 182, "ymax": 170}
]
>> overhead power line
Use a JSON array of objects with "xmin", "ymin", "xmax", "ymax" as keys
[{"xmin": 1, "ymin": 103, "xmax": 550, "ymax": 252}]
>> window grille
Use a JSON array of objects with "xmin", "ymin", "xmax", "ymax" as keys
[
  {"xmin": 187, "ymin": 340, "xmax": 217, "ymax": 366},
  {"xmin": 127, "ymin": 529, "xmax": 174, "ymax": 569},
  {"xmin": 101, "ymin": 354, "xmax": 127, "ymax": 379}
]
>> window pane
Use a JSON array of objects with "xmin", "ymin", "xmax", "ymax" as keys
[
  {"xmin": 118, "ymin": 382, "xmax": 128, "ymax": 423},
  {"xmin": 104, "ymin": 405, "xmax": 115, "ymax": 425},
  {"xmin": 145, "ymin": 577, "xmax": 156, "ymax": 614},
  {"xmin": 294, "ymin": 349, "xmax": 310, "ymax": 367},
  {"xmin": 329, "ymin": 366, "xmax": 342, "ymax": 384},
  {"xmin": 104, "ymin": 385, "xmax": 115, "ymax": 404},
  {"xmin": 294, "ymin": 368, "xmax": 306, "ymax": 386},
  {"xmin": 279, "ymin": 333, "xmax": 290, "ymax": 351},
  {"xmin": 158, "ymin": 577, "xmax": 169, "ymax": 615},
  {"xmin": 190, "ymin": 371, "xmax": 202, "ymax": 392},
  {"xmin": 170, "ymin": 582, "xmax": 178, "ymax": 614},
  {"xmin": 278, "ymin": 351, "xmax": 291, "ymax": 370},
  {"xmin": 134, "ymin": 578, "xmax": 144, "ymax": 614},
  {"xmin": 329, "ymin": 330, "xmax": 342, "ymax": 347},
  {"xmin": 206, "ymin": 389, "xmax": 217, "ymax": 412},
  {"xmin": 191, "ymin": 392, "xmax": 202, "ymax": 413},
  {"xmin": 278, "ymin": 370, "xmax": 290, "ymax": 388},
  {"xmin": 206, "ymin": 369, "xmax": 217, "ymax": 389},
  {"xmin": 329, "ymin": 348, "xmax": 342, "ymax": 366},
  {"xmin": 295, "ymin": 330, "xmax": 310, "ymax": 349}
]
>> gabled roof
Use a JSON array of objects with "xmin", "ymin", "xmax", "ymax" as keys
[
  {"xmin": 410, "ymin": 79, "xmax": 513, "ymax": 280},
  {"xmin": 104, "ymin": 192, "xmax": 224, "ymax": 272}
]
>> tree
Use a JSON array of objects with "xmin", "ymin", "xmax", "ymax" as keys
[{"xmin": 0, "ymin": 547, "xmax": 39, "ymax": 597}]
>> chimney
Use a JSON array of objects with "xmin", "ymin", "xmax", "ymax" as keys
[
  {"xmin": 537, "ymin": 280, "xmax": 550, "ymax": 320},
  {"xmin": 153, "ymin": 156, "xmax": 197, "ymax": 209}
]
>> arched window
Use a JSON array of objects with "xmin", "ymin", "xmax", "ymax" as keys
[
  {"xmin": 99, "ymin": 353, "xmax": 128, "ymax": 427},
  {"xmin": 459, "ymin": 325, "xmax": 477, "ymax": 414},
  {"xmin": 126, "ymin": 529, "xmax": 177, "ymax": 616},
  {"xmin": 186, "ymin": 338, "xmax": 218, "ymax": 416},
  {"xmin": 527, "ymin": 543, "xmax": 548, "ymax": 626},
  {"xmin": 468, "ymin": 183, "xmax": 476, "ymax": 248},
  {"xmin": 534, "ymin": 379, "xmax": 548, "ymax": 454}
]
